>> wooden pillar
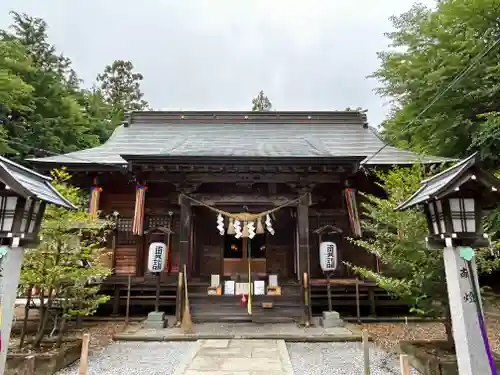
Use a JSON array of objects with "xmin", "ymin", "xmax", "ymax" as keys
[
  {"xmin": 297, "ymin": 192, "xmax": 312, "ymax": 322},
  {"xmin": 178, "ymin": 193, "xmax": 192, "ymax": 276}
]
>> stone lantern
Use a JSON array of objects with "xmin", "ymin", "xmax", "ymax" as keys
[
  {"xmin": 0, "ymin": 156, "xmax": 75, "ymax": 374},
  {"xmin": 397, "ymin": 153, "xmax": 500, "ymax": 375}
]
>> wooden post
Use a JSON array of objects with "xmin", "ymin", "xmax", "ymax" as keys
[
  {"xmin": 356, "ymin": 277, "xmax": 361, "ymax": 322},
  {"xmin": 178, "ymin": 194, "xmax": 191, "ymax": 278},
  {"xmin": 175, "ymin": 271, "xmax": 183, "ymax": 325},
  {"xmin": 297, "ymin": 192, "xmax": 311, "ymax": 323},
  {"xmin": 362, "ymin": 329, "xmax": 370, "ymax": 375},
  {"xmin": 79, "ymin": 333, "xmax": 90, "ymax": 375},
  {"xmin": 368, "ymin": 288, "xmax": 376, "ymax": 316},
  {"xmin": 399, "ymin": 354, "xmax": 410, "ymax": 375},
  {"xmin": 155, "ymin": 272, "xmax": 161, "ymax": 312},
  {"xmin": 125, "ymin": 275, "xmax": 131, "ymax": 326},
  {"xmin": 303, "ymin": 272, "xmax": 310, "ymax": 326},
  {"xmin": 112, "ymin": 286, "xmax": 120, "ymax": 316},
  {"xmin": 326, "ymin": 272, "xmax": 333, "ymax": 312},
  {"xmin": 22, "ymin": 355, "xmax": 35, "ymax": 375}
]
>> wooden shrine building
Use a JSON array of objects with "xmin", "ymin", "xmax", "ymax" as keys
[{"xmin": 29, "ymin": 111, "xmax": 447, "ymax": 322}]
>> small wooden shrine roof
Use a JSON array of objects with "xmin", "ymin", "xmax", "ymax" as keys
[
  {"xmin": 29, "ymin": 111, "xmax": 449, "ymax": 167},
  {"xmin": 0, "ymin": 156, "xmax": 76, "ymax": 209},
  {"xmin": 397, "ymin": 153, "xmax": 500, "ymax": 211}
]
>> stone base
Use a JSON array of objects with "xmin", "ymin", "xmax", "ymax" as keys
[
  {"xmin": 320, "ymin": 311, "xmax": 345, "ymax": 328},
  {"xmin": 144, "ymin": 311, "xmax": 168, "ymax": 329},
  {"xmin": 6, "ymin": 338, "xmax": 82, "ymax": 375}
]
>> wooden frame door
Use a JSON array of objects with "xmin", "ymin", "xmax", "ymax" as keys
[{"xmin": 223, "ymin": 237, "xmax": 266, "ymax": 277}]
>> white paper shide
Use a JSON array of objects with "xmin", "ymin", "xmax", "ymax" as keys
[
  {"xmin": 319, "ymin": 241, "xmax": 338, "ymax": 272},
  {"xmin": 147, "ymin": 242, "xmax": 167, "ymax": 273}
]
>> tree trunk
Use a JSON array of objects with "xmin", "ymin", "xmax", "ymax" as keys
[
  {"xmin": 37, "ymin": 288, "xmax": 45, "ymax": 333},
  {"xmin": 19, "ymin": 286, "xmax": 33, "ymax": 349},
  {"xmin": 32, "ymin": 287, "xmax": 53, "ymax": 348},
  {"xmin": 55, "ymin": 317, "xmax": 66, "ymax": 348}
]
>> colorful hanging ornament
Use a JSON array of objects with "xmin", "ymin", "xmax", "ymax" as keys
[
  {"xmin": 227, "ymin": 217, "xmax": 235, "ymax": 235},
  {"xmin": 242, "ymin": 221, "xmax": 249, "ymax": 238},
  {"xmin": 247, "ymin": 221, "xmax": 256, "ymax": 239},
  {"xmin": 132, "ymin": 184, "xmax": 147, "ymax": 235},
  {"xmin": 256, "ymin": 217, "xmax": 264, "ymax": 234},
  {"xmin": 234, "ymin": 219, "xmax": 242, "ymax": 238},
  {"xmin": 345, "ymin": 188, "xmax": 362, "ymax": 237},
  {"xmin": 216, "ymin": 213, "xmax": 225, "ymax": 235},
  {"xmin": 88, "ymin": 186, "xmax": 102, "ymax": 217},
  {"xmin": 265, "ymin": 214, "xmax": 275, "ymax": 235}
]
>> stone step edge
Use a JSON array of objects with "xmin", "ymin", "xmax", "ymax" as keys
[{"xmin": 112, "ymin": 333, "xmax": 364, "ymax": 342}]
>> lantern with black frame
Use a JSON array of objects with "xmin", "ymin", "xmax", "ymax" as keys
[
  {"xmin": 397, "ymin": 153, "xmax": 500, "ymax": 375},
  {"xmin": 0, "ymin": 156, "xmax": 76, "ymax": 375}
]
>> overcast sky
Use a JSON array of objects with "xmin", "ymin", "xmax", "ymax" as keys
[{"xmin": 1, "ymin": 0, "xmax": 435, "ymax": 127}]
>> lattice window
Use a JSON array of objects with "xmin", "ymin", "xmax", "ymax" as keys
[
  {"xmin": 116, "ymin": 217, "xmax": 136, "ymax": 245},
  {"xmin": 147, "ymin": 215, "xmax": 170, "ymax": 230}
]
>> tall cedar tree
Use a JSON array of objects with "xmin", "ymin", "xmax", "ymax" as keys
[
  {"xmin": 252, "ymin": 90, "xmax": 272, "ymax": 111},
  {"xmin": 0, "ymin": 12, "xmax": 103, "ymax": 163},
  {"xmin": 96, "ymin": 60, "xmax": 149, "ymax": 129}
]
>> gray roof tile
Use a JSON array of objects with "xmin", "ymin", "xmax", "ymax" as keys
[
  {"xmin": 397, "ymin": 153, "xmax": 500, "ymax": 210},
  {"xmin": 29, "ymin": 111, "xmax": 450, "ymax": 166},
  {"xmin": 0, "ymin": 156, "xmax": 76, "ymax": 209}
]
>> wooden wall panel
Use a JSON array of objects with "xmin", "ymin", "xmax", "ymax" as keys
[
  {"xmin": 114, "ymin": 246, "xmax": 137, "ymax": 275},
  {"xmin": 266, "ymin": 209, "xmax": 295, "ymax": 278},
  {"xmin": 195, "ymin": 207, "xmax": 223, "ymax": 277},
  {"xmin": 100, "ymin": 191, "xmax": 136, "ymax": 216}
]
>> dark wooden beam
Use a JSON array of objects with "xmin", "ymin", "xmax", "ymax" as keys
[
  {"xmin": 141, "ymin": 172, "xmax": 342, "ymax": 184},
  {"xmin": 178, "ymin": 193, "xmax": 192, "ymax": 275},
  {"xmin": 297, "ymin": 192, "xmax": 312, "ymax": 323},
  {"xmin": 189, "ymin": 194, "xmax": 299, "ymax": 206}
]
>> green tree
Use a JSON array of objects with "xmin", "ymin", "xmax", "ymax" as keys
[
  {"xmin": 20, "ymin": 169, "xmax": 114, "ymax": 348},
  {"xmin": 96, "ymin": 60, "xmax": 149, "ymax": 127},
  {"xmin": 372, "ymin": 0, "xmax": 500, "ymax": 167},
  {"xmin": 0, "ymin": 39, "xmax": 35, "ymax": 153},
  {"xmin": 349, "ymin": 165, "xmax": 500, "ymax": 344},
  {"xmin": 251, "ymin": 90, "xmax": 272, "ymax": 111},
  {"xmin": 0, "ymin": 12, "xmax": 101, "ymax": 163}
]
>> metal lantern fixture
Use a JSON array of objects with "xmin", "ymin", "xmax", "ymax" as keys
[
  {"xmin": 0, "ymin": 156, "xmax": 76, "ymax": 246},
  {"xmin": 397, "ymin": 153, "xmax": 500, "ymax": 248}
]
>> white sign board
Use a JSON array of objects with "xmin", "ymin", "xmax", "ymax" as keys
[
  {"xmin": 147, "ymin": 242, "xmax": 166, "ymax": 273},
  {"xmin": 320, "ymin": 241, "xmax": 338, "ymax": 272},
  {"xmin": 224, "ymin": 280, "xmax": 235, "ymax": 295}
]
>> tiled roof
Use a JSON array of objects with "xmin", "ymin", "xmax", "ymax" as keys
[
  {"xmin": 0, "ymin": 156, "xmax": 76, "ymax": 209},
  {"xmin": 29, "ymin": 111, "xmax": 450, "ymax": 166}
]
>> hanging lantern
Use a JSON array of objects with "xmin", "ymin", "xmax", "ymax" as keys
[
  {"xmin": 242, "ymin": 221, "xmax": 249, "ymax": 238},
  {"xmin": 256, "ymin": 217, "xmax": 265, "ymax": 234},
  {"xmin": 216, "ymin": 213, "xmax": 225, "ymax": 235},
  {"xmin": 265, "ymin": 214, "xmax": 275, "ymax": 235},
  {"xmin": 247, "ymin": 221, "xmax": 256, "ymax": 239},
  {"xmin": 234, "ymin": 219, "xmax": 242, "ymax": 238},
  {"xmin": 227, "ymin": 217, "xmax": 235, "ymax": 235}
]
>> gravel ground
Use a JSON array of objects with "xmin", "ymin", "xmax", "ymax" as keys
[
  {"xmin": 359, "ymin": 314, "xmax": 500, "ymax": 354},
  {"xmin": 56, "ymin": 341, "xmax": 195, "ymax": 375},
  {"xmin": 287, "ymin": 342, "xmax": 418, "ymax": 375}
]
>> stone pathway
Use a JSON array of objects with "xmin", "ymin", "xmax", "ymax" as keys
[
  {"xmin": 174, "ymin": 339, "xmax": 294, "ymax": 375},
  {"xmin": 115, "ymin": 321, "xmax": 361, "ymax": 342}
]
